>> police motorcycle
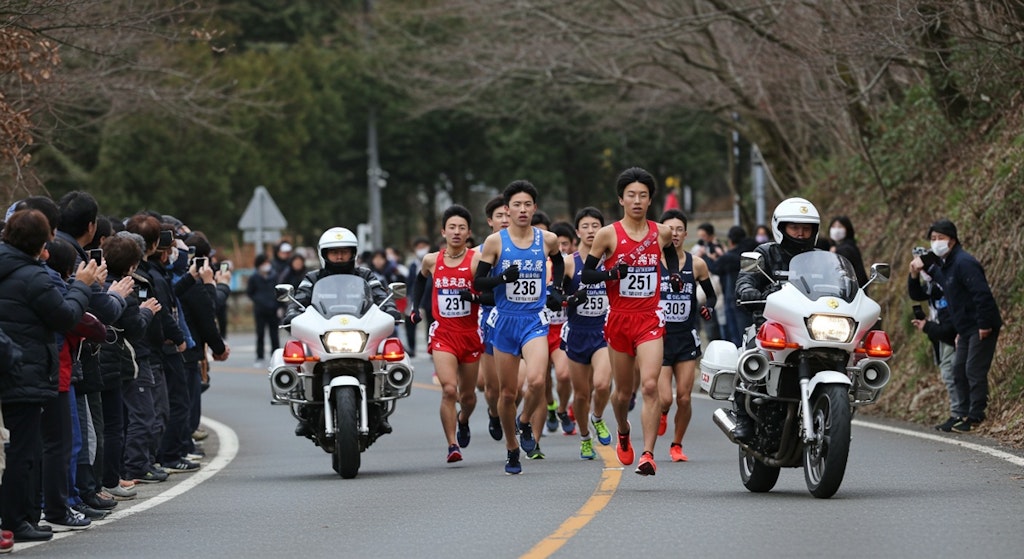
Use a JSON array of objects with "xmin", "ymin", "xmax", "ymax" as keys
[
  {"xmin": 701, "ymin": 250, "xmax": 892, "ymax": 498},
  {"xmin": 268, "ymin": 276, "xmax": 413, "ymax": 478}
]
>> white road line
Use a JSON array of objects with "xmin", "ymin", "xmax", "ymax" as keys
[
  {"xmin": 852, "ymin": 419, "xmax": 1024, "ymax": 467},
  {"xmin": 15, "ymin": 416, "xmax": 238, "ymax": 550}
]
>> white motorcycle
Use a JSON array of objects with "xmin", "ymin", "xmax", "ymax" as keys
[
  {"xmin": 701, "ymin": 250, "xmax": 892, "ymax": 498},
  {"xmin": 268, "ymin": 275, "xmax": 414, "ymax": 478}
]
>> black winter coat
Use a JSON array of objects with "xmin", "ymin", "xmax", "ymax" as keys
[
  {"xmin": 176, "ymin": 275, "xmax": 227, "ymax": 363},
  {"xmin": 0, "ymin": 242, "xmax": 91, "ymax": 403},
  {"xmin": 927, "ymin": 244, "xmax": 1002, "ymax": 335}
]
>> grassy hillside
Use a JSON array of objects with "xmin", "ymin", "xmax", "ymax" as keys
[{"xmin": 810, "ymin": 91, "xmax": 1024, "ymax": 446}]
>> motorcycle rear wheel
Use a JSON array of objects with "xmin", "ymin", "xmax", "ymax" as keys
[
  {"xmin": 739, "ymin": 448, "xmax": 780, "ymax": 493},
  {"xmin": 332, "ymin": 387, "xmax": 361, "ymax": 479},
  {"xmin": 803, "ymin": 384, "xmax": 851, "ymax": 498}
]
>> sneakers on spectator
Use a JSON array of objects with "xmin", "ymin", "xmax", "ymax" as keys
[
  {"xmin": 635, "ymin": 451, "xmax": 656, "ymax": 476},
  {"xmin": 580, "ymin": 438, "xmax": 596, "ymax": 460},
  {"xmin": 185, "ymin": 452, "xmax": 205, "ymax": 461},
  {"xmin": 447, "ymin": 444, "xmax": 463, "ymax": 463},
  {"xmin": 505, "ymin": 448, "xmax": 522, "ymax": 475},
  {"xmin": 133, "ymin": 469, "xmax": 169, "ymax": 484},
  {"xmin": 516, "ymin": 418, "xmax": 537, "ymax": 453},
  {"xmin": 84, "ymin": 492, "xmax": 117, "ymax": 510},
  {"xmin": 526, "ymin": 443, "xmax": 545, "ymax": 460},
  {"xmin": 71, "ymin": 502, "xmax": 109, "ymax": 520},
  {"xmin": 591, "ymin": 416, "xmax": 612, "ymax": 446},
  {"xmin": 658, "ymin": 412, "xmax": 668, "ymax": 436},
  {"xmin": 558, "ymin": 411, "xmax": 576, "ymax": 435},
  {"xmin": 104, "ymin": 484, "xmax": 137, "ymax": 500},
  {"xmin": 42, "ymin": 510, "xmax": 91, "ymax": 532},
  {"xmin": 9, "ymin": 521, "xmax": 51, "ymax": 542},
  {"xmin": 119, "ymin": 479, "xmax": 137, "ymax": 490},
  {"xmin": 488, "ymin": 412, "xmax": 502, "ymax": 441},
  {"xmin": 545, "ymin": 403, "xmax": 559, "ymax": 433},
  {"xmin": 192, "ymin": 428, "xmax": 209, "ymax": 441},
  {"xmin": 935, "ymin": 416, "xmax": 961, "ymax": 432},
  {"xmin": 164, "ymin": 458, "xmax": 201, "ymax": 473},
  {"xmin": 616, "ymin": 422, "xmax": 635, "ymax": 466},
  {"xmin": 457, "ymin": 419, "xmax": 471, "ymax": 448},
  {"xmin": 952, "ymin": 417, "xmax": 982, "ymax": 433},
  {"xmin": 669, "ymin": 443, "xmax": 688, "ymax": 462},
  {"xmin": 0, "ymin": 529, "xmax": 12, "ymax": 553}
]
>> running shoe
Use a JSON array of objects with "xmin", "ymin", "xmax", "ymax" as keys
[
  {"xmin": 545, "ymin": 403, "xmax": 559, "ymax": 433},
  {"xmin": 488, "ymin": 412, "xmax": 503, "ymax": 441},
  {"xmin": 669, "ymin": 443, "xmax": 688, "ymax": 462},
  {"xmin": 457, "ymin": 420, "xmax": 471, "ymax": 448},
  {"xmin": 580, "ymin": 438, "xmax": 596, "ymax": 460},
  {"xmin": 567, "ymin": 405, "xmax": 575, "ymax": 422},
  {"xmin": 517, "ymin": 418, "xmax": 537, "ymax": 453},
  {"xmin": 591, "ymin": 416, "xmax": 612, "ymax": 446},
  {"xmin": 658, "ymin": 412, "xmax": 668, "ymax": 436},
  {"xmin": 616, "ymin": 422, "xmax": 635, "ymax": 465},
  {"xmin": 447, "ymin": 444, "xmax": 463, "ymax": 463},
  {"xmin": 526, "ymin": 444, "xmax": 545, "ymax": 460},
  {"xmin": 635, "ymin": 451, "xmax": 656, "ymax": 476},
  {"xmin": 505, "ymin": 448, "xmax": 522, "ymax": 475},
  {"xmin": 558, "ymin": 411, "xmax": 576, "ymax": 435}
]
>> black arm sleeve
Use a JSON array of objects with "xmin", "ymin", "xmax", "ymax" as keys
[
  {"xmin": 473, "ymin": 261, "xmax": 503, "ymax": 291},
  {"xmin": 699, "ymin": 277, "xmax": 717, "ymax": 310},
  {"xmin": 549, "ymin": 252, "xmax": 565, "ymax": 290},
  {"xmin": 410, "ymin": 271, "xmax": 429, "ymax": 311},
  {"xmin": 663, "ymin": 247, "xmax": 679, "ymax": 274},
  {"xmin": 581, "ymin": 255, "xmax": 612, "ymax": 284},
  {"xmin": 417, "ymin": 273, "xmax": 432, "ymax": 311}
]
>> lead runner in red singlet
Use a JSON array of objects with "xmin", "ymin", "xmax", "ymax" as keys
[
  {"xmin": 409, "ymin": 205, "xmax": 484, "ymax": 464},
  {"xmin": 581, "ymin": 167, "xmax": 676, "ymax": 477}
]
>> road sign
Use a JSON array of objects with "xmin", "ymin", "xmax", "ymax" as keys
[{"xmin": 239, "ymin": 186, "xmax": 288, "ymax": 255}]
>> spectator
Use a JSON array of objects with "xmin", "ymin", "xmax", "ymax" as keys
[
  {"xmin": 710, "ymin": 225, "xmax": 756, "ymax": 346},
  {"xmin": 271, "ymin": 241, "xmax": 293, "ymax": 279},
  {"xmin": 368, "ymin": 249, "xmax": 404, "ymax": 286},
  {"xmin": 907, "ymin": 249, "xmax": 959, "ymax": 431},
  {"xmin": 692, "ymin": 222, "xmax": 724, "ymax": 341},
  {"xmin": 278, "ymin": 253, "xmax": 307, "ymax": 289},
  {"xmin": 828, "ymin": 216, "xmax": 868, "ymax": 287},
  {"xmin": 0, "ymin": 209, "xmax": 100, "ymax": 541},
  {"xmin": 247, "ymin": 253, "xmax": 280, "ymax": 367},
  {"xmin": 405, "ymin": 236, "xmax": 432, "ymax": 357},
  {"xmin": 915, "ymin": 219, "xmax": 1002, "ymax": 433}
]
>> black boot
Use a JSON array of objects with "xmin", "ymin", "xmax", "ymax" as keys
[
  {"xmin": 732, "ymin": 392, "xmax": 754, "ymax": 442},
  {"xmin": 294, "ymin": 420, "xmax": 314, "ymax": 437}
]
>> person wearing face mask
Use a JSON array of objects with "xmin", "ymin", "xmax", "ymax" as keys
[
  {"xmin": 827, "ymin": 216, "xmax": 868, "ymax": 287},
  {"xmin": 753, "ymin": 224, "xmax": 771, "ymax": 245},
  {"xmin": 907, "ymin": 248, "xmax": 959, "ymax": 431},
  {"xmin": 913, "ymin": 219, "xmax": 1001, "ymax": 433},
  {"xmin": 247, "ymin": 253, "xmax": 280, "ymax": 368},
  {"xmin": 404, "ymin": 236, "xmax": 433, "ymax": 358}
]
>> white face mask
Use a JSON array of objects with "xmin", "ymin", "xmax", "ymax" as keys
[
  {"xmin": 415, "ymin": 248, "xmax": 429, "ymax": 259},
  {"xmin": 931, "ymin": 239, "xmax": 951, "ymax": 257},
  {"xmin": 259, "ymin": 263, "xmax": 272, "ymax": 274},
  {"xmin": 168, "ymin": 248, "xmax": 179, "ymax": 264},
  {"xmin": 829, "ymin": 227, "xmax": 846, "ymax": 242},
  {"xmin": 755, "ymin": 234, "xmax": 769, "ymax": 244}
]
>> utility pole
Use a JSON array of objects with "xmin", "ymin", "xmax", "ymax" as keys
[{"xmin": 365, "ymin": 0, "xmax": 383, "ymax": 250}]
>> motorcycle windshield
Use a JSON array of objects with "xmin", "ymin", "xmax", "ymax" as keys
[
  {"xmin": 309, "ymin": 275, "xmax": 373, "ymax": 318},
  {"xmin": 787, "ymin": 251, "xmax": 860, "ymax": 303}
]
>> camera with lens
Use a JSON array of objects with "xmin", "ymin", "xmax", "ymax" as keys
[{"xmin": 912, "ymin": 246, "xmax": 928, "ymax": 257}]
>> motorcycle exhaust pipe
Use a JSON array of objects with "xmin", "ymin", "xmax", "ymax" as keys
[
  {"xmin": 270, "ymin": 366, "xmax": 300, "ymax": 395},
  {"xmin": 713, "ymin": 408, "xmax": 739, "ymax": 444},
  {"xmin": 385, "ymin": 363, "xmax": 413, "ymax": 393},
  {"xmin": 858, "ymin": 359, "xmax": 891, "ymax": 390},
  {"xmin": 736, "ymin": 350, "xmax": 770, "ymax": 383}
]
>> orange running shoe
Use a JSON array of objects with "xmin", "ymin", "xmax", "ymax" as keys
[
  {"xmin": 616, "ymin": 422, "xmax": 635, "ymax": 465},
  {"xmin": 635, "ymin": 451, "xmax": 656, "ymax": 476},
  {"xmin": 658, "ymin": 412, "xmax": 668, "ymax": 436},
  {"xmin": 669, "ymin": 443, "xmax": 688, "ymax": 462}
]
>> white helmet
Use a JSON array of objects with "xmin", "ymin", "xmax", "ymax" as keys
[
  {"xmin": 317, "ymin": 227, "xmax": 358, "ymax": 269},
  {"xmin": 771, "ymin": 197, "xmax": 820, "ymax": 252}
]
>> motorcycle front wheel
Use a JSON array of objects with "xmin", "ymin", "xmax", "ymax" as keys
[
  {"xmin": 803, "ymin": 384, "xmax": 852, "ymax": 498},
  {"xmin": 332, "ymin": 387, "xmax": 361, "ymax": 479},
  {"xmin": 739, "ymin": 448, "xmax": 780, "ymax": 492}
]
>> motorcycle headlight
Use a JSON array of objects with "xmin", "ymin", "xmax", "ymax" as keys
[
  {"xmin": 321, "ymin": 331, "xmax": 367, "ymax": 354},
  {"xmin": 805, "ymin": 315, "xmax": 855, "ymax": 343}
]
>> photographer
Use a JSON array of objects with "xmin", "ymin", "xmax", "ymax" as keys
[{"xmin": 908, "ymin": 246, "xmax": 959, "ymax": 432}]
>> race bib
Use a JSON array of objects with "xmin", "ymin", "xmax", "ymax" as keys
[
  {"xmin": 578, "ymin": 293, "xmax": 609, "ymax": 317},
  {"xmin": 660, "ymin": 296, "xmax": 691, "ymax": 323},
  {"xmin": 619, "ymin": 268, "xmax": 658, "ymax": 298},
  {"xmin": 437, "ymin": 290, "xmax": 471, "ymax": 318},
  {"xmin": 507, "ymin": 277, "xmax": 543, "ymax": 303}
]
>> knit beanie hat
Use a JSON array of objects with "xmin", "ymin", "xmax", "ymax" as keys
[{"xmin": 927, "ymin": 219, "xmax": 958, "ymax": 241}]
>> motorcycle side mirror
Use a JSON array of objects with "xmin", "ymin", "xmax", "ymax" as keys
[
  {"xmin": 388, "ymin": 282, "xmax": 408, "ymax": 300},
  {"xmin": 864, "ymin": 263, "xmax": 891, "ymax": 288},
  {"xmin": 740, "ymin": 251, "xmax": 774, "ymax": 283},
  {"xmin": 275, "ymin": 283, "xmax": 295, "ymax": 303}
]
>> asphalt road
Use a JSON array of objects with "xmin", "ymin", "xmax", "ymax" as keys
[{"xmin": 16, "ymin": 333, "xmax": 1024, "ymax": 558}]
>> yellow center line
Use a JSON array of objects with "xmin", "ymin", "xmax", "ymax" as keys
[{"xmin": 521, "ymin": 444, "xmax": 622, "ymax": 559}]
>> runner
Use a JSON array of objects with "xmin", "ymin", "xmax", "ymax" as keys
[
  {"xmin": 409, "ymin": 205, "xmax": 484, "ymax": 463},
  {"xmin": 474, "ymin": 180, "xmax": 565, "ymax": 475},
  {"xmin": 581, "ymin": 167, "xmax": 676, "ymax": 476},
  {"xmin": 656, "ymin": 209, "xmax": 715, "ymax": 462},
  {"xmin": 545, "ymin": 222, "xmax": 576, "ymax": 436},
  {"xmin": 475, "ymin": 196, "xmax": 511, "ymax": 442},
  {"xmin": 562, "ymin": 207, "xmax": 614, "ymax": 460}
]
